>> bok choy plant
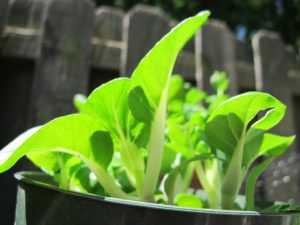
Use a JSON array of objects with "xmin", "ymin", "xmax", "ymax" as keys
[{"xmin": 0, "ymin": 11, "xmax": 296, "ymax": 211}]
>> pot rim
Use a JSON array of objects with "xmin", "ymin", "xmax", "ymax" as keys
[{"xmin": 14, "ymin": 171, "xmax": 294, "ymax": 217}]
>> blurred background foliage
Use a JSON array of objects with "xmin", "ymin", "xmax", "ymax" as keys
[{"xmin": 95, "ymin": 0, "xmax": 300, "ymax": 53}]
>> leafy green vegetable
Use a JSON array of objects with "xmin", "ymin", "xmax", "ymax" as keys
[
  {"xmin": 128, "ymin": 10, "xmax": 210, "ymax": 201},
  {"xmin": 81, "ymin": 78, "xmax": 146, "ymax": 194},
  {"xmin": 263, "ymin": 202, "xmax": 300, "ymax": 212},
  {"xmin": 0, "ymin": 11, "xmax": 211, "ymax": 203},
  {"xmin": 245, "ymin": 157, "xmax": 274, "ymax": 211},
  {"xmin": 73, "ymin": 94, "xmax": 87, "ymax": 112},
  {"xmin": 0, "ymin": 10, "xmax": 296, "ymax": 213},
  {"xmin": 164, "ymin": 154, "xmax": 212, "ymax": 204},
  {"xmin": 210, "ymin": 71, "xmax": 228, "ymax": 96},
  {"xmin": 90, "ymin": 131, "xmax": 114, "ymax": 170},
  {"xmin": 68, "ymin": 163, "xmax": 105, "ymax": 195},
  {"xmin": 0, "ymin": 114, "xmax": 133, "ymax": 199},
  {"xmin": 164, "ymin": 73, "xmax": 230, "ymax": 209},
  {"xmin": 205, "ymin": 92, "xmax": 295, "ymax": 209},
  {"xmin": 175, "ymin": 193, "xmax": 203, "ymax": 208}
]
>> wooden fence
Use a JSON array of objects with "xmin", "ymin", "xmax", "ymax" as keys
[{"xmin": 0, "ymin": 0, "xmax": 300, "ymax": 224}]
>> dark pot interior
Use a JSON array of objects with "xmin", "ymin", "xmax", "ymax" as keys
[{"xmin": 15, "ymin": 171, "xmax": 300, "ymax": 225}]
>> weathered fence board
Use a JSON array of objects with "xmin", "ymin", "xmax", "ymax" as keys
[
  {"xmin": 89, "ymin": 6, "xmax": 124, "ymax": 91},
  {"xmin": 235, "ymin": 62, "xmax": 255, "ymax": 91},
  {"xmin": 28, "ymin": 0, "xmax": 95, "ymax": 125},
  {"xmin": 1, "ymin": 3, "xmax": 300, "ymax": 225},
  {"xmin": 253, "ymin": 31, "xmax": 296, "ymax": 137},
  {"xmin": 6, "ymin": 0, "xmax": 47, "ymax": 30},
  {"xmin": 289, "ymin": 73, "xmax": 300, "ymax": 96},
  {"xmin": 286, "ymin": 47, "xmax": 300, "ymax": 71},
  {"xmin": 293, "ymin": 96, "xmax": 300, "ymax": 150},
  {"xmin": 253, "ymin": 30, "xmax": 300, "ymax": 202},
  {"xmin": 94, "ymin": 6, "xmax": 123, "ymax": 41},
  {"xmin": 91, "ymin": 39, "xmax": 123, "ymax": 70},
  {"xmin": 174, "ymin": 52, "xmax": 196, "ymax": 82},
  {"xmin": 0, "ymin": 0, "xmax": 47, "ymax": 59},
  {"xmin": 235, "ymin": 39, "xmax": 255, "ymax": 91},
  {"xmin": 170, "ymin": 19, "xmax": 196, "ymax": 82},
  {"xmin": 120, "ymin": 4, "xmax": 170, "ymax": 76},
  {"xmin": 91, "ymin": 6, "xmax": 124, "ymax": 71},
  {"xmin": 0, "ymin": 0, "xmax": 9, "ymax": 35},
  {"xmin": 1, "ymin": 29, "xmax": 39, "ymax": 59},
  {"xmin": 195, "ymin": 19, "xmax": 238, "ymax": 94}
]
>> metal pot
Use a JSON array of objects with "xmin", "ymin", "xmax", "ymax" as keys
[{"xmin": 15, "ymin": 172, "xmax": 300, "ymax": 225}]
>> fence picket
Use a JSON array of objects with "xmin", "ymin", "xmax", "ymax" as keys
[
  {"xmin": 253, "ymin": 30, "xmax": 300, "ymax": 202},
  {"xmin": 120, "ymin": 4, "xmax": 170, "ymax": 76},
  {"xmin": 0, "ymin": 0, "xmax": 9, "ymax": 35},
  {"xmin": 5, "ymin": 0, "xmax": 47, "ymax": 30},
  {"xmin": 92, "ymin": 6, "xmax": 124, "ymax": 71},
  {"xmin": 195, "ymin": 19, "xmax": 238, "ymax": 94},
  {"xmin": 28, "ymin": 0, "xmax": 95, "ymax": 125}
]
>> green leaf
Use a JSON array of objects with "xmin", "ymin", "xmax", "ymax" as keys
[
  {"xmin": 263, "ymin": 202, "xmax": 300, "ymax": 212},
  {"xmin": 244, "ymin": 133, "xmax": 295, "ymax": 168},
  {"xmin": 206, "ymin": 95, "xmax": 229, "ymax": 114},
  {"xmin": 73, "ymin": 94, "xmax": 87, "ymax": 112},
  {"xmin": 130, "ymin": 11, "xmax": 210, "ymax": 107},
  {"xmin": 28, "ymin": 151, "xmax": 72, "ymax": 184},
  {"xmin": 206, "ymin": 113, "xmax": 244, "ymax": 156},
  {"xmin": 175, "ymin": 193, "xmax": 203, "ymax": 208},
  {"xmin": 168, "ymin": 75, "xmax": 185, "ymax": 102},
  {"xmin": 0, "ymin": 126, "xmax": 41, "ymax": 172},
  {"xmin": 205, "ymin": 92, "xmax": 291, "ymax": 209},
  {"xmin": 90, "ymin": 131, "xmax": 114, "ymax": 170},
  {"xmin": 245, "ymin": 104, "xmax": 286, "ymax": 144},
  {"xmin": 185, "ymin": 87, "xmax": 206, "ymax": 104},
  {"xmin": 164, "ymin": 171, "xmax": 182, "ymax": 205},
  {"xmin": 113, "ymin": 167, "xmax": 135, "ymax": 193},
  {"xmin": 82, "ymin": 78, "xmax": 145, "ymax": 193},
  {"xmin": 69, "ymin": 166, "xmax": 105, "ymax": 195},
  {"xmin": 210, "ymin": 71, "xmax": 229, "ymax": 95},
  {"xmin": 129, "ymin": 11, "xmax": 210, "ymax": 201},
  {"xmin": 206, "ymin": 91, "xmax": 287, "ymax": 164},
  {"xmin": 164, "ymin": 154, "xmax": 212, "ymax": 204},
  {"xmin": 128, "ymin": 86, "xmax": 153, "ymax": 123},
  {"xmin": 207, "ymin": 92, "xmax": 284, "ymax": 140},
  {"xmin": 165, "ymin": 120, "xmax": 191, "ymax": 157},
  {"xmin": 245, "ymin": 157, "xmax": 274, "ymax": 210},
  {"xmin": 29, "ymin": 153, "xmax": 82, "ymax": 189},
  {"xmin": 161, "ymin": 145, "xmax": 177, "ymax": 173},
  {"xmin": 82, "ymin": 78, "xmax": 131, "ymax": 136},
  {"xmin": 0, "ymin": 114, "xmax": 134, "ymax": 200},
  {"xmin": 260, "ymin": 134, "xmax": 295, "ymax": 156}
]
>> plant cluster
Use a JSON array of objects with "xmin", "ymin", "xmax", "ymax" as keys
[{"xmin": 0, "ymin": 11, "xmax": 296, "ymax": 211}]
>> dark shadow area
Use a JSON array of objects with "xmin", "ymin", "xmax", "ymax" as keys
[
  {"xmin": 0, "ymin": 57, "xmax": 34, "ymax": 225},
  {"xmin": 89, "ymin": 68, "xmax": 119, "ymax": 94},
  {"xmin": 292, "ymin": 95, "xmax": 300, "ymax": 150}
]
